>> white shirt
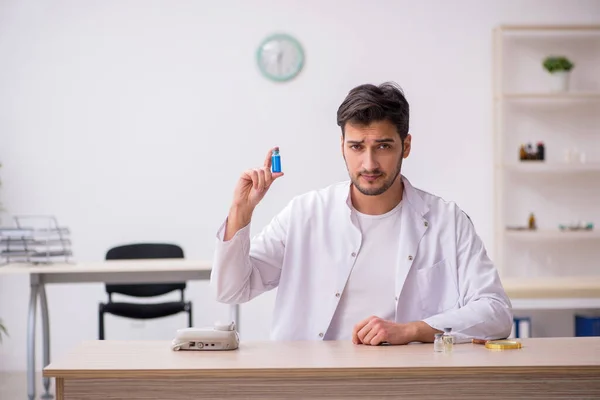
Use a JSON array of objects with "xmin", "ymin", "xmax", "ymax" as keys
[
  {"xmin": 325, "ymin": 202, "xmax": 402, "ymax": 340},
  {"xmin": 211, "ymin": 175, "xmax": 513, "ymax": 343}
]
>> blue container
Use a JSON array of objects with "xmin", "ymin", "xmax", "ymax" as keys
[
  {"xmin": 513, "ymin": 316, "xmax": 532, "ymax": 338},
  {"xmin": 271, "ymin": 149, "xmax": 281, "ymax": 173},
  {"xmin": 575, "ymin": 315, "xmax": 600, "ymax": 337}
]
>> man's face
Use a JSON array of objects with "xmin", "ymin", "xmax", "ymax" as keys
[{"xmin": 341, "ymin": 120, "xmax": 411, "ymax": 196}]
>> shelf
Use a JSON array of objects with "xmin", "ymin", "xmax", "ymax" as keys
[
  {"xmin": 499, "ymin": 92, "xmax": 600, "ymax": 100},
  {"xmin": 511, "ymin": 298, "xmax": 600, "ymax": 310},
  {"xmin": 502, "ymin": 162, "xmax": 600, "ymax": 173},
  {"xmin": 497, "ymin": 25, "xmax": 600, "ymax": 32},
  {"xmin": 502, "ymin": 276, "xmax": 600, "ymax": 299},
  {"xmin": 504, "ymin": 230, "xmax": 600, "ymax": 240},
  {"xmin": 496, "ymin": 25, "xmax": 600, "ymax": 39}
]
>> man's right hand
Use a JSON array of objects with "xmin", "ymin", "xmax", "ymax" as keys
[{"xmin": 224, "ymin": 147, "xmax": 284, "ymax": 241}]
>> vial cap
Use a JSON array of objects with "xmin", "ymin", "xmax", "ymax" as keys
[
  {"xmin": 435, "ymin": 333, "xmax": 443, "ymax": 338},
  {"xmin": 272, "ymin": 149, "xmax": 280, "ymax": 156},
  {"xmin": 444, "ymin": 327, "xmax": 452, "ymax": 333}
]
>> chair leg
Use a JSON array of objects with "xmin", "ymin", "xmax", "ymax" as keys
[
  {"xmin": 99, "ymin": 304, "xmax": 105, "ymax": 340},
  {"xmin": 187, "ymin": 302, "xmax": 193, "ymax": 327}
]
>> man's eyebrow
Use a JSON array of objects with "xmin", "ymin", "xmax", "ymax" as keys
[{"xmin": 346, "ymin": 138, "xmax": 396, "ymax": 145}]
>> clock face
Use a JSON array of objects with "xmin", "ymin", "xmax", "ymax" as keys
[{"xmin": 256, "ymin": 33, "xmax": 304, "ymax": 82}]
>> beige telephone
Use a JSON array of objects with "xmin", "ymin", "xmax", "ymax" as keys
[{"xmin": 171, "ymin": 321, "xmax": 239, "ymax": 351}]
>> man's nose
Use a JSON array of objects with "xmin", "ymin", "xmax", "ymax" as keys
[{"xmin": 363, "ymin": 149, "xmax": 379, "ymax": 171}]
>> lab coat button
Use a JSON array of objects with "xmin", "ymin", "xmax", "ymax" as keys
[
  {"xmin": 351, "ymin": 252, "xmax": 357, "ymax": 257},
  {"xmin": 395, "ymin": 296, "xmax": 398, "ymax": 301},
  {"xmin": 424, "ymin": 221, "xmax": 429, "ymax": 227},
  {"xmin": 319, "ymin": 332, "xmax": 324, "ymax": 338},
  {"xmin": 335, "ymin": 292, "xmax": 341, "ymax": 298},
  {"xmin": 408, "ymin": 255, "xmax": 413, "ymax": 261}
]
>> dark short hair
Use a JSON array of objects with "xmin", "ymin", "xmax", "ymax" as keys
[{"xmin": 336, "ymin": 82, "xmax": 409, "ymax": 140}]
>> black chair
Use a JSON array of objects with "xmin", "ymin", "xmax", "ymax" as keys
[{"xmin": 99, "ymin": 243, "xmax": 192, "ymax": 340}]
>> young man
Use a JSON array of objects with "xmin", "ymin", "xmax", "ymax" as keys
[{"xmin": 211, "ymin": 82, "xmax": 512, "ymax": 345}]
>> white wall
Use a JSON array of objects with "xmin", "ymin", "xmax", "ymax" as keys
[{"xmin": 1, "ymin": 0, "xmax": 599, "ymax": 371}]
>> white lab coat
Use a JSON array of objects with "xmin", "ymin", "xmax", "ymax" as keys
[{"xmin": 211, "ymin": 176, "xmax": 513, "ymax": 343}]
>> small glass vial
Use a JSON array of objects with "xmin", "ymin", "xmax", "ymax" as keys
[
  {"xmin": 271, "ymin": 149, "xmax": 281, "ymax": 173},
  {"xmin": 528, "ymin": 213, "xmax": 536, "ymax": 230},
  {"xmin": 443, "ymin": 327, "xmax": 454, "ymax": 353},
  {"xmin": 433, "ymin": 333, "xmax": 444, "ymax": 352}
]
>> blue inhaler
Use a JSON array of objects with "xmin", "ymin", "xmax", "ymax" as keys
[{"xmin": 271, "ymin": 149, "xmax": 282, "ymax": 173}]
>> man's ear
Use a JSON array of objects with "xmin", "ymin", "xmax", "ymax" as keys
[{"xmin": 402, "ymin": 134, "xmax": 412, "ymax": 158}]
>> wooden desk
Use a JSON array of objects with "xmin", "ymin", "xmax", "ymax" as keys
[
  {"xmin": 0, "ymin": 260, "xmax": 238, "ymax": 400},
  {"xmin": 44, "ymin": 338, "xmax": 600, "ymax": 399},
  {"xmin": 4, "ymin": 260, "xmax": 600, "ymax": 399}
]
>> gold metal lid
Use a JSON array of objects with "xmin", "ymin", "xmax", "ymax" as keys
[{"xmin": 485, "ymin": 340, "xmax": 523, "ymax": 350}]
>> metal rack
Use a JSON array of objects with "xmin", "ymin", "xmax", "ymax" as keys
[{"xmin": 0, "ymin": 215, "xmax": 73, "ymax": 265}]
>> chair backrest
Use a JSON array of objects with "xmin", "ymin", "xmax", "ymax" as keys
[{"xmin": 105, "ymin": 243, "xmax": 186, "ymax": 298}]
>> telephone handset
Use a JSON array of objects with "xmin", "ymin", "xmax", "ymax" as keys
[{"xmin": 171, "ymin": 321, "xmax": 239, "ymax": 351}]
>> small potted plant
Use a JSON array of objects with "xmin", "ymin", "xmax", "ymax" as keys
[{"xmin": 543, "ymin": 56, "xmax": 574, "ymax": 92}]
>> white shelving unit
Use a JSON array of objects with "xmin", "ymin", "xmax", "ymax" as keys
[
  {"xmin": 503, "ymin": 162, "xmax": 600, "ymax": 173},
  {"xmin": 500, "ymin": 92, "xmax": 600, "ymax": 100},
  {"xmin": 493, "ymin": 25, "xmax": 600, "ymax": 281},
  {"xmin": 504, "ymin": 230, "xmax": 600, "ymax": 241}
]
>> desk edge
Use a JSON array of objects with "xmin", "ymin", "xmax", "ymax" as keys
[{"xmin": 43, "ymin": 365, "xmax": 600, "ymax": 380}]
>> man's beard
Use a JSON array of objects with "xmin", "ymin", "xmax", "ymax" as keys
[{"xmin": 349, "ymin": 156, "xmax": 403, "ymax": 196}]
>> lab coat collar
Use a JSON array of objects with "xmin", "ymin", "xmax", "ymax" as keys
[{"xmin": 340, "ymin": 175, "xmax": 430, "ymax": 218}]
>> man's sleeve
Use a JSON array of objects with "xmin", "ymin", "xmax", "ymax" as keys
[
  {"xmin": 210, "ymin": 200, "xmax": 293, "ymax": 304},
  {"xmin": 422, "ymin": 209, "xmax": 513, "ymax": 343}
]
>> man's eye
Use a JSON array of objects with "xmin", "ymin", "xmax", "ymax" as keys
[
  {"xmin": 379, "ymin": 144, "xmax": 391, "ymax": 149},
  {"xmin": 350, "ymin": 145, "xmax": 362, "ymax": 150}
]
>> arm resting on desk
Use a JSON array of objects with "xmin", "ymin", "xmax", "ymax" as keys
[{"xmin": 423, "ymin": 210, "xmax": 513, "ymax": 343}]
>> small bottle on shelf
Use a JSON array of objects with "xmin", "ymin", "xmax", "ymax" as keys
[
  {"xmin": 526, "ymin": 143, "xmax": 535, "ymax": 160},
  {"xmin": 528, "ymin": 213, "xmax": 537, "ymax": 230},
  {"xmin": 536, "ymin": 142, "xmax": 545, "ymax": 161},
  {"xmin": 519, "ymin": 145, "xmax": 526, "ymax": 161},
  {"xmin": 442, "ymin": 328, "xmax": 454, "ymax": 353}
]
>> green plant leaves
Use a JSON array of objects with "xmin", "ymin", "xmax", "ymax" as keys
[{"xmin": 543, "ymin": 56, "xmax": 574, "ymax": 73}]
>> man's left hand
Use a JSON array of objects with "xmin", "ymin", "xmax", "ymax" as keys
[{"xmin": 352, "ymin": 316, "xmax": 434, "ymax": 345}]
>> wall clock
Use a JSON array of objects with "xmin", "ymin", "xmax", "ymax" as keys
[{"xmin": 256, "ymin": 33, "xmax": 305, "ymax": 82}]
